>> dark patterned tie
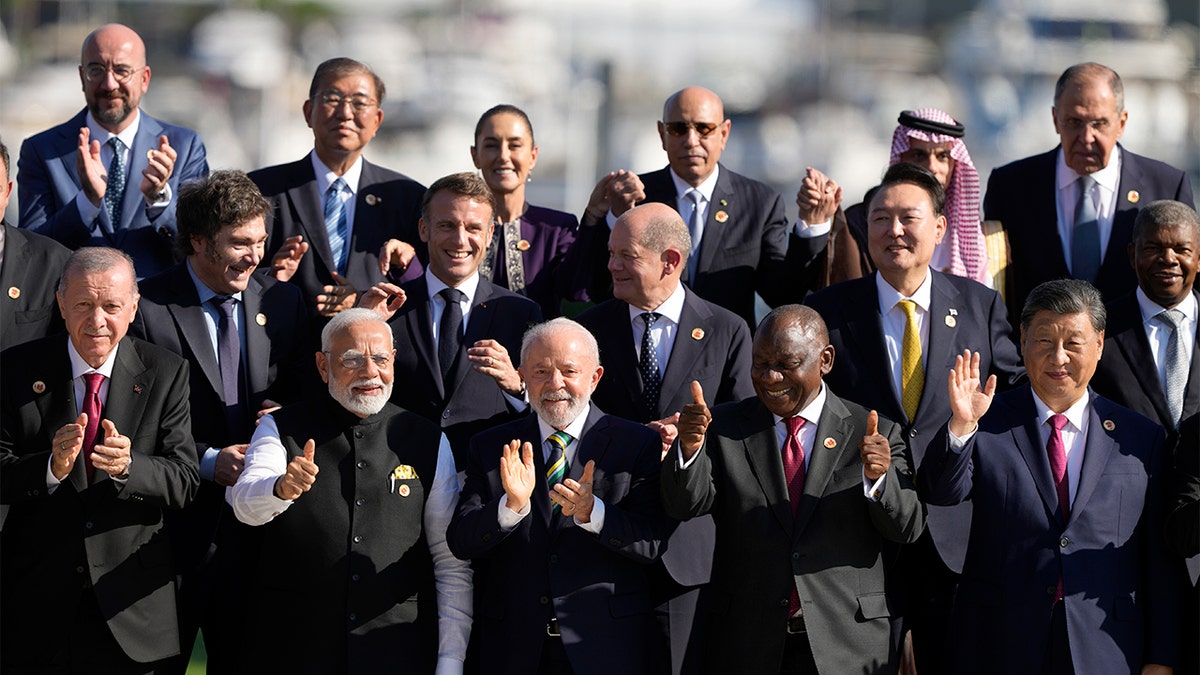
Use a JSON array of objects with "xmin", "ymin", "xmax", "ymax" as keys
[
  {"xmin": 210, "ymin": 296, "xmax": 244, "ymax": 431},
  {"xmin": 546, "ymin": 431, "xmax": 571, "ymax": 513},
  {"xmin": 81, "ymin": 372, "xmax": 104, "ymax": 482},
  {"xmin": 639, "ymin": 312, "xmax": 662, "ymax": 417},
  {"xmin": 104, "ymin": 137, "xmax": 126, "ymax": 225},
  {"xmin": 1156, "ymin": 309, "xmax": 1187, "ymax": 428},
  {"xmin": 438, "ymin": 287, "xmax": 465, "ymax": 387}
]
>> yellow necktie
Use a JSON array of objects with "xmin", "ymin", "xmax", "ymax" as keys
[{"xmin": 898, "ymin": 300, "xmax": 924, "ymax": 421}]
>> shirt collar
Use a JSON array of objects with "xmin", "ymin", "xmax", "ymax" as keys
[
  {"xmin": 67, "ymin": 338, "xmax": 120, "ymax": 380},
  {"xmin": 537, "ymin": 404, "xmax": 591, "ymax": 446},
  {"xmin": 1031, "ymin": 388, "xmax": 1090, "ymax": 432},
  {"xmin": 1056, "ymin": 145, "xmax": 1122, "ymax": 193},
  {"xmin": 626, "ymin": 282, "xmax": 686, "ymax": 325},
  {"xmin": 86, "ymin": 109, "xmax": 141, "ymax": 150},
  {"xmin": 1135, "ymin": 286, "xmax": 1197, "ymax": 324},
  {"xmin": 875, "ymin": 269, "xmax": 933, "ymax": 315},
  {"xmin": 185, "ymin": 259, "xmax": 244, "ymax": 305},
  {"xmin": 425, "ymin": 268, "xmax": 480, "ymax": 305},
  {"xmin": 670, "ymin": 164, "xmax": 720, "ymax": 203},
  {"xmin": 771, "ymin": 382, "xmax": 828, "ymax": 429},
  {"xmin": 310, "ymin": 151, "xmax": 364, "ymax": 195}
]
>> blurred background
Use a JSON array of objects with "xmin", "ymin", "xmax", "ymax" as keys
[{"xmin": 1, "ymin": 0, "xmax": 1197, "ymax": 226}]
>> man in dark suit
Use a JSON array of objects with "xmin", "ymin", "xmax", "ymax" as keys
[
  {"xmin": 448, "ymin": 317, "xmax": 667, "ymax": 675},
  {"xmin": 575, "ymin": 202, "xmax": 752, "ymax": 675},
  {"xmin": 662, "ymin": 305, "xmax": 925, "ymax": 674},
  {"xmin": 921, "ymin": 279, "xmax": 1179, "ymax": 674},
  {"xmin": 1, "ymin": 139, "xmax": 71, "ymax": 350},
  {"xmin": 805, "ymin": 163, "xmax": 1024, "ymax": 674},
  {"xmin": 984, "ymin": 62, "xmax": 1194, "ymax": 323},
  {"xmin": 0, "ymin": 246, "xmax": 199, "ymax": 672},
  {"xmin": 17, "ymin": 24, "xmax": 209, "ymax": 278},
  {"xmin": 251, "ymin": 57, "xmax": 426, "ymax": 319},
  {"xmin": 360, "ymin": 172, "xmax": 542, "ymax": 468},
  {"xmin": 128, "ymin": 170, "xmax": 312, "ymax": 673},
  {"xmin": 1169, "ymin": 412, "xmax": 1200, "ymax": 675},
  {"xmin": 575, "ymin": 86, "xmax": 805, "ymax": 328}
]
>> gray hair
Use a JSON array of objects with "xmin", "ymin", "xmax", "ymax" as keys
[
  {"xmin": 1133, "ymin": 200, "xmax": 1200, "ymax": 242},
  {"xmin": 320, "ymin": 308, "xmax": 394, "ymax": 352},
  {"xmin": 1054, "ymin": 62, "xmax": 1124, "ymax": 114},
  {"xmin": 520, "ymin": 317, "xmax": 601, "ymax": 366},
  {"xmin": 58, "ymin": 247, "xmax": 138, "ymax": 296},
  {"xmin": 631, "ymin": 205, "xmax": 692, "ymax": 260},
  {"xmin": 1020, "ymin": 279, "xmax": 1106, "ymax": 333}
]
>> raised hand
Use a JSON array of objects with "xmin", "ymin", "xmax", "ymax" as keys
[
  {"xmin": 794, "ymin": 166, "xmax": 842, "ymax": 224},
  {"xmin": 647, "ymin": 413, "xmax": 680, "ymax": 461},
  {"xmin": 91, "ymin": 419, "xmax": 133, "ymax": 478},
  {"xmin": 378, "ymin": 238, "xmax": 417, "ymax": 277},
  {"xmin": 948, "ymin": 349, "xmax": 997, "ymax": 437},
  {"xmin": 214, "ymin": 443, "xmax": 249, "ymax": 487},
  {"xmin": 858, "ymin": 410, "xmax": 890, "ymax": 480},
  {"xmin": 607, "ymin": 170, "xmax": 646, "ymax": 217},
  {"xmin": 269, "ymin": 235, "xmax": 309, "ymax": 282},
  {"xmin": 554, "ymin": 460, "xmax": 596, "ymax": 523},
  {"xmin": 358, "ymin": 282, "xmax": 407, "ymax": 320},
  {"xmin": 467, "ymin": 339, "xmax": 522, "ymax": 396},
  {"xmin": 140, "ymin": 135, "xmax": 176, "ymax": 201},
  {"xmin": 677, "ymin": 380, "xmax": 712, "ymax": 462},
  {"xmin": 499, "ymin": 440, "xmax": 536, "ymax": 513},
  {"xmin": 51, "ymin": 413, "xmax": 88, "ymax": 480},
  {"xmin": 316, "ymin": 272, "xmax": 358, "ymax": 317},
  {"xmin": 76, "ymin": 128, "xmax": 107, "ymax": 207},
  {"xmin": 274, "ymin": 439, "xmax": 318, "ymax": 501}
]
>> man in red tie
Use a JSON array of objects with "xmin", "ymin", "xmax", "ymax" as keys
[
  {"xmin": 920, "ymin": 278, "xmax": 1180, "ymax": 674},
  {"xmin": 0, "ymin": 246, "xmax": 198, "ymax": 673},
  {"xmin": 661, "ymin": 304, "xmax": 925, "ymax": 674}
]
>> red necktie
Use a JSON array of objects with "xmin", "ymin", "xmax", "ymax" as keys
[
  {"xmin": 782, "ymin": 415, "xmax": 806, "ymax": 617},
  {"xmin": 1046, "ymin": 413, "xmax": 1070, "ymax": 602},
  {"xmin": 81, "ymin": 373, "xmax": 104, "ymax": 482}
]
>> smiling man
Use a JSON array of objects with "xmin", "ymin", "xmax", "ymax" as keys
[
  {"xmin": 984, "ymin": 62, "xmax": 1194, "ymax": 324},
  {"xmin": 129, "ymin": 169, "xmax": 312, "ymax": 673},
  {"xmin": 18, "ymin": 23, "xmax": 210, "ymax": 278}
]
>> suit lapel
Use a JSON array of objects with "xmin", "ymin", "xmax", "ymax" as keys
[
  {"xmin": 598, "ymin": 302, "xmax": 644, "ymax": 414},
  {"xmin": 401, "ymin": 277, "xmax": 443, "ymax": 399},
  {"xmin": 1068, "ymin": 395, "xmax": 1118, "ymax": 523},
  {"xmin": 1010, "ymin": 389, "xmax": 1063, "ymax": 523},
  {"xmin": 1109, "ymin": 295, "xmax": 1174, "ymax": 425},
  {"xmin": 793, "ymin": 394, "xmax": 853, "ymax": 539},
  {"xmin": 97, "ymin": 340, "xmax": 151, "ymax": 487},
  {"xmin": 288, "ymin": 160, "xmax": 336, "ymax": 276},
  {"xmin": 849, "ymin": 279, "xmax": 903, "ymax": 422},
  {"xmin": 34, "ymin": 339, "xmax": 87, "ymax": 492},
  {"xmin": 1034, "ymin": 150, "xmax": 1069, "ymax": 273},
  {"xmin": 696, "ymin": 172, "xmax": 734, "ymax": 276},
  {"xmin": 450, "ymin": 279, "xmax": 497, "ymax": 396},
  {"xmin": 659, "ymin": 291, "xmax": 709, "ymax": 418},
  {"xmin": 740, "ymin": 401, "xmax": 792, "ymax": 535},
  {"xmin": 162, "ymin": 267, "xmax": 223, "ymax": 397},
  {"xmin": 1108, "ymin": 149, "xmax": 1142, "ymax": 269},
  {"xmin": 118, "ymin": 117, "xmax": 162, "ymax": 231},
  {"xmin": 920, "ymin": 273, "xmax": 960, "ymax": 419},
  {"xmin": 0, "ymin": 224, "xmax": 28, "ymax": 328},
  {"xmin": 242, "ymin": 276, "xmax": 270, "ymax": 395}
]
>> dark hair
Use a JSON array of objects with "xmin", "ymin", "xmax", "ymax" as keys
[
  {"xmin": 1132, "ymin": 200, "xmax": 1200, "ymax": 243},
  {"xmin": 59, "ymin": 247, "xmax": 138, "ymax": 296},
  {"xmin": 1020, "ymin": 279, "xmax": 1106, "ymax": 333},
  {"xmin": 0, "ymin": 138, "xmax": 9, "ymax": 179},
  {"xmin": 474, "ymin": 104, "xmax": 535, "ymax": 145},
  {"xmin": 1054, "ymin": 62, "xmax": 1123, "ymax": 113},
  {"xmin": 872, "ymin": 162, "xmax": 946, "ymax": 216},
  {"xmin": 176, "ymin": 170, "xmax": 271, "ymax": 256},
  {"xmin": 309, "ymin": 57, "xmax": 386, "ymax": 104},
  {"xmin": 420, "ymin": 172, "xmax": 496, "ymax": 224}
]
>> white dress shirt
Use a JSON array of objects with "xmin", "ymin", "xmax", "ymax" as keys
[
  {"xmin": 876, "ymin": 270, "xmax": 933, "ymax": 404},
  {"xmin": 310, "ymin": 150, "xmax": 363, "ymax": 243},
  {"xmin": 1055, "ymin": 146, "xmax": 1121, "ymax": 273},
  {"xmin": 1136, "ymin": 287, "xmax": 1197, "ymax": 391},
  {"xmin": 628, "ymin": 282, "xmax": 687, "ymax": 373}
]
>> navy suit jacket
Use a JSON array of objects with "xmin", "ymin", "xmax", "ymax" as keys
[
  {"xmin": 387, "ymin": 275, "xmax": 542, "ymax": 469},
  {"xmin": 447, "ymin": 406, "xmax": 667, "ymax": 675},
  {"xmin": 250, "ymin": 155, "xmax": 426, "ymax": 317},
  {"xmin": 18, "ymin": 109, "xmax": 210, "ymax": 277},
  {"xmin": 661, "ymin": 391, "xmax": 924, "ymax": 675},
  {"xmin": 0, "ymin": 221, "xmax": 70, "ymax": 350},
  {"xmin": 983, "ymin": 145, "xmax": 1194, "ymax": 323},
  {"xmin": 129, "ymin": 263, "xmax": 313, "ymax": 571},
  {"xmin": 919, "ymin": 387, "xmax": 1180, "ymax": 673},
  {"xmin": 0, "ymin": 335, "xmax": 199, "ymax": 665},
  {"xmin": 805, "ymin": 271, "xmax": 1025, "ymax": 572}
]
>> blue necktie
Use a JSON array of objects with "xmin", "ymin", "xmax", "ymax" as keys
[
  {"xmin": 325, "ymin": 178, "xmax": 349, "ymax": 274},
  {"xmin": 1071, "ymin": 175, "xmax": 1101, "ymax": 282},
  {"xmin": 684, "ymin": 189, "xmax": 703, "ymax": 282},
  {"xmin": 546, "ymin": 431, "xmax": 571, "ymax": 513},
  {"xmin": 1156, "ymin": 309, "xmax": 1187, "ymax": 427},
  {"xmin": 105, "ymin": 137, "xmax": 126, "ymax": 225}
]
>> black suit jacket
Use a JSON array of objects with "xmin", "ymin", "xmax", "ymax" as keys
[
  {"xmin": 448, "ymin": 406, "xmax": 667, "ymax": 675},
  {"xmin": 983, "ymin": 145, "xmax": 1194, "ymax": 322},
  {"xmin": 805, "ymin": 271, "xmax": 1025, "ymax": 572},
  {"xmin": 250, "ymin": 156, "xmax": 426, "ymax": 317},
  {"xmin": 0, "ymin": 221, "xmax": 71, "ymax": 350},
  {"xmin": 661, "ymin": 391, "xmax": 924, "ymax": 675},
  {"xmin": 388, "ymin": 275, "xmax": 542, "ymax": 468},
  {"xmin": 0, "ymin": 335, "xmax": 199, "ymax": 665}
]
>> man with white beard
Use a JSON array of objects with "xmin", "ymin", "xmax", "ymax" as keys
[{"xmin": 229, "ymin": 308, "xmax": 472, "ymax": 674}]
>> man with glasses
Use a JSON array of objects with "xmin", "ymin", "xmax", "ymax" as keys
[
  {"xmin": 17, "ymin": 23, "xmax": 210, "ymax": 278},
  {"xmin": 250, "ymin": 57, "xmax": 427, "ymax": 320},
  {"xmin": 229, "ymin": 308, "xmax": 472, "ymax": 673},
  {"xmin": 577, "ymin": 86, "xmax": 817, "ymax": 329}
]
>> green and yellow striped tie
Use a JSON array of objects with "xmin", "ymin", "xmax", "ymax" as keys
[{"xmin": 546, "ymin": 431, "xmax": 571, "ymax": 512}]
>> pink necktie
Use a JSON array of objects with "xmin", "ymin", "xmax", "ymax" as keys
[
  {"xmin": 81, "ymin": 373, "xmax": 104, "ymax": 482},
  {"xmin": 783, "ymin": 416, "xmax": 806, "ymax": 617},
  {"xmin": 1047, "ymin": 413, "xmax": 1069, "ymax": 602}
]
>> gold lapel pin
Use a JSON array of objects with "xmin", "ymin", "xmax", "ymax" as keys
[
  {"xmin": 256, "ymin": 313, "xmax": 267, "ymax": 326},
  {"xmin": 823, "ymin": 437, "xmax": 837, "ymax": 449},
  {"xmin": 365, "ymin": 194, "xmax": 380, "ymax": 206},
  {"xmin": 1103, "ymin": 419, "xmax": 1116, "ymax": 431},
  {"xmin": 517, "ymin": 239, "xmax": 531, "ymax": 251},
  {"xmin": 945, "ymin": 315, "xmax": 957, "ymax": 328},
  {"xmin": 719, "ymin": 199, "xmax": 728, "ymax": 206},
  {"xmin": 691, "ymin": 328, "xmax": 705, "ymax": 340},
  {"xmin": 1126, "ymin": 190, "xmax": 1139, "ymax": 204},
  {"xmin": 399, "ymin": 484, "xmax": 411, "ymax": 497},
  {"xmin": 7, "ymin": 286, "xmax": 19, "ymax": 299},
  {"xmin": 32, "ymin": 381, "xmax": 46, "ymax": 394},
  {"xmin": 714, "ymin": 210, "xmax": 729, "ymax": 223}
]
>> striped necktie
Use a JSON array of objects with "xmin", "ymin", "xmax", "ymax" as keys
[
  {"xmin": 546, "ymin": 431, "xmax": 571, "ymax": 512},
  {"xmin": 325, "ymin": 177, "xmax": 349, "ymax": 274}
]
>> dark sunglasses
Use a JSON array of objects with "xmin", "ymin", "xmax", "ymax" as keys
[{"xmin": 661, "ymin": 121, "xmax": 721, "ymax": 138}]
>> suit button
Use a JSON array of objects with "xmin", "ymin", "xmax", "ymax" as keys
[
  {"xmin": 355, "ymin": 498, "xmax": 365, "ymax": 507},
  {"xmin": 351, "ymin": 574, "xmax": 360, "ymax": 582},
  {"xmin": 76, "ymin": 566, "xmax": 85, "ymax": 574},
  {"xmin": 357, "ymin": 461, "xmax": 367, "ymax": 469},
  {"xmin": 353, "ymin": 535, "xmax": 363, "ymax": 544},
  {"xmin": 85, "ymin": 521, "xmax": 93, "ymax": 530},
  {"xmin": 482, "ymin": 533, "xmax": 493, "ymax": 542},
  {"xmin": 608, "ymin": 538, "xmax": 622, "ymax": 547},
  {"xmin": 442, "ymin": 409, "xmax": 451, "ymax": 419},
  {"xmin": 349, "ymin": 613, "xmax": 357, "ymax": 622},
  {"xmin": 354, "ymin": 431, "xmax": 363, "ymax": 439},
  {"xmin": 779, "ymin": 599, "xmax": 789, "ymax": 607},
  {"xmin": 1060, "ymin": 536, "xmax": 1069, "ymax": 548},
  {"xmin": 31, "ymin": 489, "xmax": 39, "ymax": 496},
  {"xmin": 909, "ymin": 428, "xmax": 918, "ymax": 438},
  {"xmin": 1046, "ymin": 586, "xmax": 1057, "ymax": 596},
  {"xmin": 792, "ymin": 552, "xmax": 800, "ymax": 560},
  {"xmin": 539, "ymin": 595, "xmax": 550, "ymax": 605}
]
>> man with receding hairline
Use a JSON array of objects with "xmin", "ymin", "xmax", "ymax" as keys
[{"xmin": 18, "ymin": 23, "xmax": 209, "ymax": 278}]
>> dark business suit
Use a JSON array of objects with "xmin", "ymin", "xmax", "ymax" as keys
[
  {"xmin": 0, "ymin": 221, "xmax": 71, "ymax": 350},
  {"xmin": 983, "ymin": 145, "xmax": 1194, "ymax": 322},
  {"xmin": 129, "ymin": 263, "xmax": 312, "ymax": 672},
  {"xmin": 577, "ymin": 287, "xmax": 753, "ymax": 675},
  {"xmin": 17, "ymin": 109, "xmax": 210, "ymax": 277},
  {"xmin": 249, "ymin": 155, "xmax": 426, "ymax": 317},
  {"xmin": 919, "ymin": 387, "xmax": 1180, "ymax": 674},
  {"xmin": 447, "ymin": 406, "xmax": 668, "ymax": 675},
  {"xmin": 661, "ymin": 391, "xmax": 925, "ymax": 675},
  {"xmin": 388, "ymin": 274, "xmax": 542, "ymax": 468},
  {"xmin": 1169, "ymin": 413, "xmax": 1200, "ymax": 675},
  {"xmin": 0, "ymin": 334, "xmax": 199, "ymax": 669},
  {"xmin": 488, "ymin": 204, "xmax": 586, "ymax": 318}
]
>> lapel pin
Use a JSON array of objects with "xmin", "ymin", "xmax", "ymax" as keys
[
  {"xmin": 1126, "ymin": 190, "xmax": 1139, "ymax": 204},
  {"xmin": 7, "ymin": 286, "xmax": 19, "ymax": 299},
  {"xmin": 32, "ymin": 381, "xmax": 45, "ymax": 394},
  {"xmin": 719, "ymin": 199, "xmax": 728, "ymax": 206},
  {"xmin": 949, "ymin": 308, "xmax": 958, "ymax": 316},
  {"xmin": 1103, "ymin": 419, "xmax": 1116, "ymax": 431},
  {"xmin": 399, "ymin": 483, "xmax": 411, "ymax": 497},
  {"xmin": 365, "ymin": 194, "xmax": 380, "ymax": 206},
  {"xmin": 133, "ymin": 384, "xmax": 143, "ymax": 394},
  {"xmin": 823, "ymin": 437, "xmax": 837, "ymax": 449},
  {"xmin": 517, "ymin": 239, "xmax": 531, "ymax": 251},
  {"xmin": 945, "ymin": 315, "xmax": 957, "ymax": 328},
  {"xmin": 714, "ymin": 210, "xmax": 729, "ymax": 223},
  {"xmin": 691, "ymin": 328, "xmax": 705, "ymax": 340},
  {"xmin": 256, "ymin": 313, "xmax": 267, "ymax": 326}
]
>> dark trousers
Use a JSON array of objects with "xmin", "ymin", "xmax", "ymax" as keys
[
  {"xmin": 538, "ymin": 634, "xmax": 575, "ymax": 675},
  {"xmin": 779, "ymin": 631, "xmax": 820, "ymax": 675},
  {"xmin": 895, "ymin": 532, "xmax": 958, "ymax": 675}
]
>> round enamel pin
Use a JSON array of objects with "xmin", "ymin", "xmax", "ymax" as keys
[
  {"xmin": 517, "ymin": 239, "xmax": 531, "ymax": 251},
  {"xmin": 399, "ymin": 484, "xmax": 411, "ymax": 497},
  {"xmin": 691, "ymin": 328, "xmax": 705, "ymax": 340},
  {"xmin": 1126, "ymin": 190, "xmax": 1139, "ymax": 204},
  {"xmin": 823, "ymin": 437, "xmax": 837, "ymax": 449},
  {"xmin": 7, "ymin": 286, "xmax": 19, "ymax": 299},
  {"xmin": 714, "ymin": 210, "xmax": 729, "ymax": 223},
  {"xmin": 255, "ymin": 313, "xmax": 267, "ymax": 326},
  {"xmin": 1103, "ymin": 420, "xmax": 1116, "ymax": 431},
  {"xmin": 945, "ymin": 315, "xmax": 956, "ymax": 328},
  {"xmin": 32, "ymin": 381, "xmax": 46, "ymax": 394},
  {"xmin": 365, "ymin": 194, "xmax": 379, "ymax": 206}
]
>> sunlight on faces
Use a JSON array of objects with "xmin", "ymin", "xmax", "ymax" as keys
[
  {"xmin": 1020, "ymin": 311, "xmax": 1103, "ymax": 412},
  {"xmin": 317, "ymin": 321, "xmax": 395, "ymax": 418},
  {"xmin": 900, "ymin": 139, "xmax": 955, "ymax": 188},
  {"xmin": 1130, "ymin": 222, "xmax": 1198, "ymax": 309},
  {"xmin": 471, "ymin": 112, "xmax": 538, "ymax": 196},
  {"xmin": 419, "ymin": 191, "xmax": 494, "ymax": 287},
  {"xmin": 304, "ymin": 72, "xmax": 383, "ymax": 162},
  {"xmin": 57, "ymin": 262, "xmax": 139, "ymax": 369},
  {"xmin": 868, "ymin": 182, "xmax": 946, "ymax": 279},
  {"xmin": 607, "ymin": 216, "xmax": 675, "ymax": 310},
  {"xmin": 521, "ymin": 330, "xmax": 603, "ymax": 430},
  {"xmin": 751, "ymin": 314, "xmax": 833, "ymax": 419},
  {"xmin": 80, "ymin": 25, "xmax": 149, "ymax": 132},
  {"xmin": 1052, "ymin": 76, "xmax": 1127, "ymax": 176},
  {"xmin": 190, "ymin": 216, "xmax": 268, "ymax": 296},
  {"xmin": 658, "ymin": 87, "xmax": 730, "ymax": 187}
]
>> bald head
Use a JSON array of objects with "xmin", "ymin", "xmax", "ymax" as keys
[
  {"xmin": 80, "ymin": 24, "xmax": 150, "ymax": 133},
  {"xmin": 658, "ymin": 86, "xmax": 730, "ymax": 187},
  {"xmin": 663, "ymin": 87, "xmax": 725, "ymax": 122},
  {"xmin": 608, "ymin": 203, "xmax": 691, "ymax": 311},
  {"xmin": 758, "ymin": 305, "xmax": 829, "ymax": 347}
]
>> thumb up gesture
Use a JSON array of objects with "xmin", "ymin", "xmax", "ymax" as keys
[
  {"xmin": 274, "ymin": 439, "xmax": 319, "ymax": 500},
  {"xmin": 677, "ymin": 381, "xmax": 712, "ymax": 462}
]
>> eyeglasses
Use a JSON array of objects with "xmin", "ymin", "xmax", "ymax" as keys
[
  {"xmin": 325, "ymin": 350, "xmax": 393, "ymax": 370},
  {"xmin": 81, "ymin": 64, "xmax": 144, "ymax": 84},
  {"xmin": 662, "ymin": 121, "xmax": 721, "ymax": 138},
  {"xmin": 318, "ymin": 92, "xmax": 378, "ymax": 113}
]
